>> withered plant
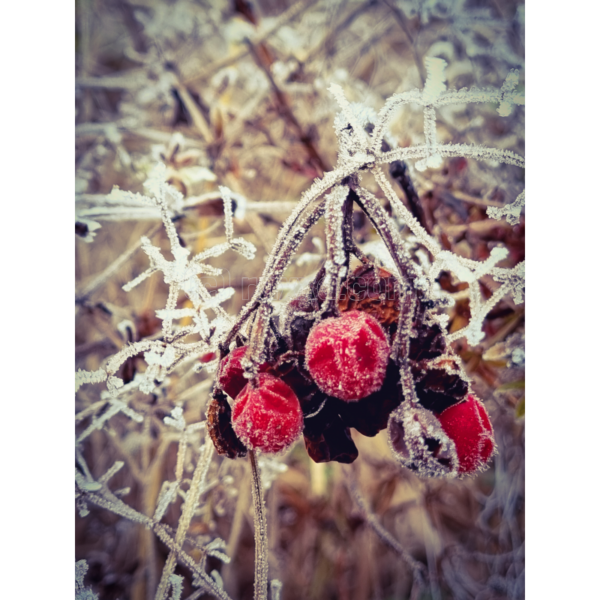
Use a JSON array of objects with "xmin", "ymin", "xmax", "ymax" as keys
[{"xmin": 76, "ymin": 2, "xmax": 525, "ymax": 599}]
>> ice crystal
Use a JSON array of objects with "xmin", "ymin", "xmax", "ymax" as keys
[
  {"xmin": 487, "ymin": 190, "xmax": 525, "ymax": 225},
  {"xmin": 271, "ymin": 579, "xmax": 283, "ymax": 600},
  {"xmin": 422, "ymin": 57, "xmax": 448, "ymax": 104},
  {"xmin": 205, "ymin": 538, "xmax": 231, "ymax": 564},
  {"xmin": 75, "ymin": 560, "xmax": 99, "ymax": 600},
  {"xmin": 167, "ymin": 574, "xmax": 183, "ymax": 600},
  {"xmin": 77, "ymin": 168, "xmax": 259, "ymax": 405},
  {"xmin": 75, "ymin": 368, "xmax": 107, "ymax": 392}
]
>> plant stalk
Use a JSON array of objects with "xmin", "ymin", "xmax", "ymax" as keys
[{"xmin": 248, "ymin": 450, "xmax": 269, "ymax": 600}]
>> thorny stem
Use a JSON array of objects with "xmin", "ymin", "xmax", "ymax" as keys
[{"xmin": 249, "ymin": 450, "xmax": 269, "ymax": 600}]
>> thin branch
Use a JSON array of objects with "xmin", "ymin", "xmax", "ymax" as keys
[
  {"xmin": 344, "ymin": 466, "xmax": 427, "ymax": 583},
  {"xmin": 76, "ymin": 223, "xmax": 162, "ymax": 304},
  {"xmin": 155, "ymin": 436, "xmax": 215, "ymax": 600},
  {"xmin": 245, "ymin": 38, "xmax": 328, "ymax": 174},
  {"xmin": 388, "ymin": 160, "xmax": 429, "ymax": 233},
  {"xmin": 173, "ymin": 82, "xmax": 214, "ymax": 144},
  {"xmin": 182, "ymin": 0, "xmax": 320, "ymax": 86},
  {"xmin": 249, "ymin": 450, "xmax": 269, "ymax": 600}
]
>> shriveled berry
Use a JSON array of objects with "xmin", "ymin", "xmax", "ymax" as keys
[
  {"xmin": 303, "ymin": 398, "xmax": 358, "ymax": 464},
  {"xmin": 231, "ymin": 373, "xmax": 304, "ymax": 454},
  {"xmin": 436, "ymin": 394, "xmax": 495, "ymax": 474},
  {"xmin": 338, "ymin": 264, "xmax": 400, "ymax": 326},
  {"xmin": 206, "ymin": 392, "xmax": 248, "ymax": 459},
  {"xmin": 305, "ymin": 310, "xmax": 390, "ymax": 401},
  {"xmin": 217, "ymin": 346, "xmax": 268, "ymax": 399}
]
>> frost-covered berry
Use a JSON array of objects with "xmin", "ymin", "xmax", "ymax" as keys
[
  {"xmin": 231, "ymin": 373, "xmax": 304, "ymax": 454},
  {"xmin": 305, "ymin": 310, "xmax": 390, "ymax": 401},
  {"xmin": 217, "ymin": 346, "xmax": 268, "ymax": 399},
  {"xmin": 436, "ymin": 394, "xmax": 495, "ymax": 474}
]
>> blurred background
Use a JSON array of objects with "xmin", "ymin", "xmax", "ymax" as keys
[{"xmin": 75, "ymin": 1, "xmax": 525, "ymax": 599}]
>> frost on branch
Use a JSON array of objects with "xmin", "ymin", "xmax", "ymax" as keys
[
  {"xmin": 422, "ymin": 56, "xmax": 448, "ymax": 104},
  {"xmin": 77, "ymin": 166, "xmax": 258, "ymax": 399},
  {"xmin": 76, "ymin": 163, "xmax": 260, "ymax": 598},
  {"xmin": 75, "ymin": 560, "xmax": 99, "ymax": 600},
  {"xmin": 75, "ymin": 368, "xmax": 107, "ymax": 392},
  {"xmin": 487, "ymin": 190, "xmax": 525, "ymax": 226}
]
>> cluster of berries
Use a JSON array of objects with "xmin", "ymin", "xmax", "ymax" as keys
[{"xmin": 207, "ymin": 263, "xmax": 495, "ymax": 478}]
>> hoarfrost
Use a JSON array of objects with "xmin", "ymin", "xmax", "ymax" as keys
[
  {"xmin": 76, "ymin": 49, "xmax": 524, "ymax": 598},
  {"xmin": 271, "ymin": 579, "xmax": 283, "ymax": 600},
  {"xmin": 206, "ymin": 538, "xmax": 231, "ymax": 564},
  {"xmin": 511, "ymin": 347, "xmax": 525, "ymax": 366},
  {"xmin": 164, "ymin": 406, "xmax": 186, "ymax": 430},
  {"xmin": 422, "ymin": 57, "xmax": 448, "ymax": 104},
  {"xmin": 76, "ymin": 368, "xmax": 107, "ymax": 392},
  {"xmin": 168, "ymin": 574, "xmax": 183, "ymax": 600},
  {"xmin": 210, "ymin": 570, "xmax": 224, "ymax": 589},
  {"xmin": 487, "ymin": 190, "xmax": 525, "ymax": 226},
  {"xmin": 154, "ymin": 481, "xmax": 180, "ymax": 522},
  {"xmin": 75, "ymin": 560, "xmax": 99, "ymax": 600}
]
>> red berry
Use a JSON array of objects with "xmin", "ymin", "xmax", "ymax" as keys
[
  {"xmin": 436, "ymin": 394, "xmax": 495, "ymax": 474},
  {"xmin": 217, "ymin": 346, "xmax": 268, "ymax": 399},
  {"xmin": 199, "ymin": 351, "xmax": 217, "ymax": 363},
  {"xmin": 305, "ymin": 310, "xmax": 390, "ymax": 401},
  {"xmin": 231, "ymin": 373, "xmax": 304, "ymax": 454}
]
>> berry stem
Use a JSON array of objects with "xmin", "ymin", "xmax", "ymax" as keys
[
  {"xmin": 243, "ymin": 301, "xmax": 274, "ymax": 381},
  {"xmin": 352, "ymin": 185, "xmax": 426, "ymax": 290},
  {"xmin": 318, "ymin": 184, "xmax": 351, "ymax": 318},
  {"xmin": 249, "ymin": 450, "xmax": 269, "ymax": 600},
  {"xmin": 351, "ymin": 185, "xmax": 428, "ymax": 408},
  {"xmin": 221, "ymin": 198, "xmax": 327, "ymax": 352}
]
